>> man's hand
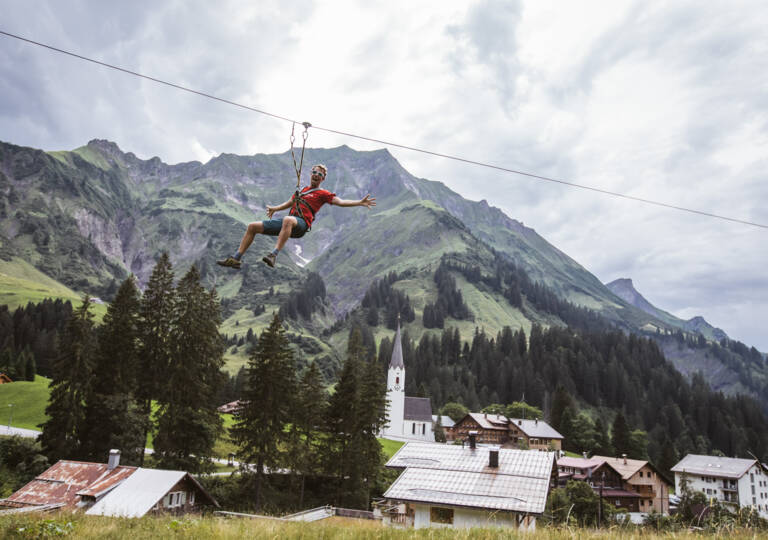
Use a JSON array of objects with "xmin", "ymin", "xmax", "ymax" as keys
[
  {"xmin": 360, "ymin": 194, "xmax": 376, "ymax": 209},
  {"xmin": 266, "ymin": 205, "xmax": 277, "ymax": 219}
]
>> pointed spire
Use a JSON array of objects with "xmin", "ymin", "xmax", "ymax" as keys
[{"xmin": 389, "ymin": 317, "xmax": 404, "ymax": 369}]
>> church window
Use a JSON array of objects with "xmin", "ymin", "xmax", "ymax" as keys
[
  {"xmin": 412, "ymin": 423, "xmax": 416, "ymax": 434},
  {"xmin": 396, "ymin": 377, "xmax": 399, "ymax": 384},
  {"xmin": 422, "ymin": 424, "xmax": 425, "ymax": 435}
]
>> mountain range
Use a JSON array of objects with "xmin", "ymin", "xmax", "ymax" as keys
[{"xmin": 1, "ymin": 138, "xmax": 766, "ymax": 406}]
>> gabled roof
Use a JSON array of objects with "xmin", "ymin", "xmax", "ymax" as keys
[
  {"xmin": 389, "ymin": 323, "xmax": 404, "ymax": 369},
  {"xmin": 462, "ymin": 412, "xmax": 508, "ymax": 430},
  {"xmin": 556, "ymin": 456, "xmax": 605, "ymax": 471},
  {"xmin": 3, "ymin": 461, "xmax": 136, "ymax": 508},
  {"xmin": 384, "ymin": 442, "xmax": 554, "ymax": 514},
  {"xmin": 86, "ymin": 468, "xmax": 218, "ymax": 518},
  {"xmin": 508, "ymin": 418, "xmax": 563, "ymax": 440},
  {"xmin": 404, "ymin": 397, "xmax": 432, "ymax": 421},
  {"xmin": 432, "ymin": 415, "xmax": 455, "ymax": 428},
  {"xmin": 670, "ymin": 454, "xmax": 758, "ymax": 479}
]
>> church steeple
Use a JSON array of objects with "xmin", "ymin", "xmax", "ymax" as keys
[{"xmin": 389, "ymin": 317, "xmax": 404, "ymax": 369}]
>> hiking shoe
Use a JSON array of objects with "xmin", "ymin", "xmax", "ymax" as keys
[
  {"xmin": 262, "ymin": 253, "xmax": 276, "ymax": 268},
  {"xmin": 216, "ymin": 257, "xmax": 241, "ymax": 270}
]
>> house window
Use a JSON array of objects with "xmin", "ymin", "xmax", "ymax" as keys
[
  {"xmin": 430, "ymin": 506, "xmax": 454, "ymax": 524},
  {"xmin": 165, "ymin": 491, "xmax": 186, "ymax": 508}
]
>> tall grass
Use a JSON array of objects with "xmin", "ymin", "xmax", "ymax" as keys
[{"xmin": 1, "ymin": 513, "xmax": 765, "ymax": 540}]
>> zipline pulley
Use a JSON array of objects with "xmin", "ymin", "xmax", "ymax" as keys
[{"xmin": 289, "ymin": 121, "xmax": 312, "ymax": 190}]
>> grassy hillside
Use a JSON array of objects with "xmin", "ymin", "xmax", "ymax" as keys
[{"xmin": 0, "ymin": 376, "xmax": 50, "ymax": 430}]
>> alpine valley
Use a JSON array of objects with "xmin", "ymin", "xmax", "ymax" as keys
[{"xmin": 1, "ymin": 138, "xmax": 766, "ymax": 410}]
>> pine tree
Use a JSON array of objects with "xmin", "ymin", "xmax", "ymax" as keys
[
  {"xmin": 153, "ymin": 265, "xmax": 225, "ymax": 473},
  {"xmin": 287, "ymin": 361, "xmax": 327, "ymax": 507},
  {"xmin": 136, "ymin": 253, "xmax": 175, "ymax": 465},
  {"xmin": 81, "ymin": 276, "xmax": 146, "ymax": 464},
  {"xmin": 40, "ymin": 295, "xmax": 97, "ymax": 460},
  {"xmin": 611, "ymin": 411, "xmax": 632, "ymax": 456},
  {"xmin": 231, "ymin": 313, "xmax": 296, "ymax": 510}
]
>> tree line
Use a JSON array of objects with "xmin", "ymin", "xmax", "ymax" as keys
[
  {"xmin": 212, "ymin": 316, "xmax": 388, "ymax": 512},
  {"xmin": 377, "ymin": 323, "xmax": 768, "ymax": 475},
  {"xmin": 0, "ymin": 298, "xmax": 74, "ymax": 379},
  {"xmin": 39, "ymin": 253, "xmax": 225, "ymax": 473}
]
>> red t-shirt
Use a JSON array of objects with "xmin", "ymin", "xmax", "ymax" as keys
[{"xmin": 290, "ymin": 187, "xmax": 336, "ymax": 228}]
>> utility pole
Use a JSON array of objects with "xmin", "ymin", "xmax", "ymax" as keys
[
  {"xmin": 7, "ymin": 403, "xmax": 13, "ymax": 429},
  {"xmin": 598, "ymin": 471, "xmax": 605, "ymax": 526}
]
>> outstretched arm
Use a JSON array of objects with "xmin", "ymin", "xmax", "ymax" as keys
[
  {"xmin": 331, "ymin": 194, "xmax": 376, "ymax": 209},
  {"xmin": 266, "ymin": 198, "xmax": 293, "ymax": 218}
]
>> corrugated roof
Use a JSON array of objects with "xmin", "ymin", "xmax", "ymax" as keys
[
  {"xmin": 384, "ymin": 442, "xmax": 554, "ymax": 514},
  {"xmin": 384, "ymin": 467, "xmax": 550, "ymax": 513},
  {"xmin": 389, "ymin": 323, "xmax": 404, "ymax": 369},
  {"xmin": 4, "ymin": 461, "xmax": 136, "ymax": 508},
  {"xmin": 387, "ymin": 442, "xmax": 554, "ymax": 477},
  {"xmin": 86, "ymin": 468, "xmax": 205, "ymax": 518},
  {"xmin": 404, "ymin": 397, "xmax": 432, "ymax": 421},
  {"xmin": 670, "ymin": 455, "xmax": 757, "ymax": 479},
  {"xmin": 509, "ymin": 418, "xmax": 563, "ymax": 439}
]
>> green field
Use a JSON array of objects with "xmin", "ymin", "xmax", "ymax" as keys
[
  {"xmin": 0, "ymin": 257, "xmax": 108, "ymax": 319},
  {"xmin": 0, "ymin": 375, "xmax": 50, "ymax": 430}
]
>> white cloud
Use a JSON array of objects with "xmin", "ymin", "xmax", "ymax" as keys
[{"xmin": 1, "ymin": 0, "xmax": 767, "ymax": 349}]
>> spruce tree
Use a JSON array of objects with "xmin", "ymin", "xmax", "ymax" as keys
[
  {"xmin": 611, "ymin": 411, "xmax": 632, "ymax": 456},
  {"xmin": 231, "ymin": 313, "xmax": 296, "ymax": 510},
  {"xmin": 40, "ymin": 295, "xmax": 97, "ymax": 460},
  {"xmin": 287, "ymin": 361, "xmax": 327, "ymax": 507},
  {"xmin": 153, "ymin": 265, "xmax": 225, "ymax": 473},
  {"xmin": 81, "ymin": 276, "xmax": 146, "ymax": 464},
  {"xmin": 136, "ymin": 253, "xmax": 175, "ymax": 465}
]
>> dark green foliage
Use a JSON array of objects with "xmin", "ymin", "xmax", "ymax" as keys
[
  {"xmin": 323, "ymin": 329, "xmax": 387, "ymax": 508},
  {"xmin": 231, "ymin": 313, "xmax": 297, "ymax": 510},
  {"xmin": 39, "ymin": 295, "xmax": 97, "ymax": 460},
  {"xmin": 136, "ymin": 253, "xmax": 175, "ymax": 463},
  {"xmin": 546, "ymin": 480, "xmax": 618, "ymax": 527},
  {"xmin": 0, "ymin": 299, "xmax": 72, "ymax": 378},
  {"xmin": 0, "ymin": 436, "xmax": 49, "ymax": 497},
  {"xmin": 442, "ymin": 402, "xmax": 469, "ymax": 423},
  {"xmin": 278, "ymin": 272, "xmax": 327, "ymax": 320},
  {"xmin": 360, "ymin": 272, "xmax": 415, "ymax": 329},
  {"xmin": 153, "ymin": 265, "xmax": 225, "ymax": 473},
  {"xmin": 612, "ymin": 412, "xmax": 631, "ymax": 457},
  {"xmin": 81, "ymin": 276, "xmax": 146, "ymax": 465},
  {"xmin": 423, "ymin": 261, "xmax": 473, "ymax": 329}
]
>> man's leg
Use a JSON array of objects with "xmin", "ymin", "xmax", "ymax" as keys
[
  {"xmin": 217, "ymin": 221, "xmax": 265, "ymax": 269},
  {"xmin": 262, "ymin": 217, "xmax": 296, "ymax": 268}
]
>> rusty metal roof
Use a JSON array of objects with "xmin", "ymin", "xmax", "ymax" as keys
[{"xmin": 4, "ymin": 461, "xmax": 136, "ymax": 508}]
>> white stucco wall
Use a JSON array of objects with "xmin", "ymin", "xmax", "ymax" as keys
[
  {"xmin": 674, "ymin": 465, "xmax": 768, "ymax": 518},
  {"xmin": 383, "ymin": 366, "xmax": 404, "ymax": 438},
  {"xmin": 410, "ymin": 503, "xmax": 535, "ymax": 530},
  {"xmin": 402, "ymin": 420, "xmax": 435, "ymax": 442}
]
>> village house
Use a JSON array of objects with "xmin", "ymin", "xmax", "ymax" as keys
[
  {"xmin": 380, "ymin": 322, "xmax": 434, "ymax": 442},
  {"xmin": 432, "ymin": 415, "xmax": 455, "ymax": 440},
  {"xmin": 0, "ymin": 373, "xmax": 13, "ymax": 384},
  {"xmin": 377, "ymin": 435, "xmax": 556, "ymax": 530},
  {"xmin": 0, "ymin": 450, "xmax": 218, "ymax": 517},
  {"xmin": 450, "ymin": 413, "xmax": 563, "ymax": 450},
  {"xmin": 671, "ymin": 454, "xmax": 768, "ymax": 518},
  {"xmin": 557, "ymin": 454, "xmax": 671, "ymax": 516}
]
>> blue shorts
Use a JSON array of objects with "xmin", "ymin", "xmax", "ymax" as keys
[{"xmin": 262, "ymin": 217, "xmax": 308, "ymax": 238}]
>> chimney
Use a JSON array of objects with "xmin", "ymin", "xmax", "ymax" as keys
[
  {"xmin": 489, "ymin": 447, "xmax": 499, "ymax": 468},
  {"xmin": 468, "ymin": 431, "xmax": 478, "ymax": 450},
  {"xmin": 518, "ymin": 419, "xmax": 522, "ymax": 426},
  {"xmin": 108, "ymin": 449, "xmax": 121, "ymax": 470},
  {"xmin": 484, "ymin": 413, "xmax": 488, "ymax": 419},
  {"xmin": 583, "ymin": 452, "xmax": 588, "ymax": 459},
  {"xmin": 622, "ymin": 453, "xmax": 627, "ymax": 465},
  {"xmin": 535, "ymin": 419, "xmax": 538, "ymax": 425}
]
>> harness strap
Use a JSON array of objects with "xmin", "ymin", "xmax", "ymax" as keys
[{"xmin": 291, "ymin": 187, "xmax": 322, "ymax": 231}]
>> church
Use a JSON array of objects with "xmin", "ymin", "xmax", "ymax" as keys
[{"xmin": 380, "ymin": 322, "xmax": 435, "ymax": 442}]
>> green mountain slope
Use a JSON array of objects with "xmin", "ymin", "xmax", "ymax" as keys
[{"xmin": 1, "ymin": 138, "xmax": 765, "ymax": 404}]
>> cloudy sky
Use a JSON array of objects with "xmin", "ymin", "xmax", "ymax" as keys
[{"xmin": 1, "ymin": 1, "xmax": 767, "ymax": 350}]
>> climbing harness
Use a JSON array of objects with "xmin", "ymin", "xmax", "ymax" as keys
[{"xmin": 288, "ymin": 121, "xmax": 317, "ymax": 230}]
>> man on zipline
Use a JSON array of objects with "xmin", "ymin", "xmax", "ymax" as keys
[{"xmin": 217, "ymin": 164, "xmax": 376, "ymax": 269}]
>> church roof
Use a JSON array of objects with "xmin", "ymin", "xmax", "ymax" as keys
[
  {"xmin": 404, "ymin": 397, "xmax": 432, "ymax": 421},
  {"xmin": 389, "ymin": 322, "xmax": 404, "ymax": 369}
]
